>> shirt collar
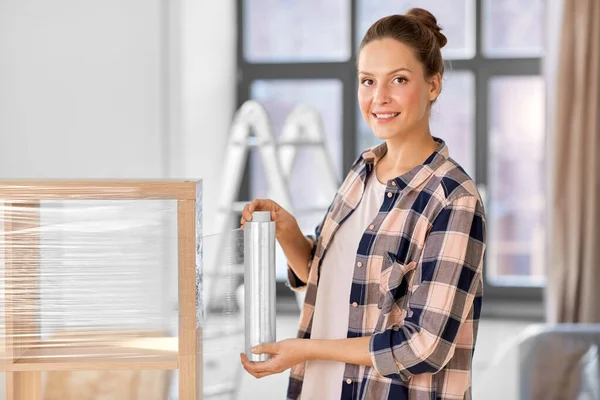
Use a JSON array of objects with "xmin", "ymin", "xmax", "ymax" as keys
[{"xmin": 361, "ymin": 137, "xmax": 449, "ymax": 190}]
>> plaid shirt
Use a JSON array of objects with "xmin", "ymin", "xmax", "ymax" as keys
[{"xmin": 286, "ymin": 138, "xmax": 487, "ymax": 400}]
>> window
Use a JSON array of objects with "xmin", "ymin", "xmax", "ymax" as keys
[
  {"xmin": 357, "ymin": 0, "xmax": 476, "ymax": 60},
  {"xmin": 237, "ymin": 0, "xmax": 546, "ymax": 301},
  {"xmin": 243, "ymin": 0, "xmax": 351, "ymax": 62},
  {"xmin": 488, "ymin": 77, "xmax": 546, "ymax": 287}
]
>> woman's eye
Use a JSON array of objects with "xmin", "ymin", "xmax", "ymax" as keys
[
  {"xmin": 361, "ymin": 78, "xmax": 374, "ymax": 86},
  {"xmin": 393, "ymin": 77, "xmax": 407, "ymax": 84}
]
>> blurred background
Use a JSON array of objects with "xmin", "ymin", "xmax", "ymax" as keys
[{"xmin": 1, "ymin": 0, "xmax": 599, "ymax": 399}]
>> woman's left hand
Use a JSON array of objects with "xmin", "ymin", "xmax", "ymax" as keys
[{"xmin": 240, "ymin": 338, "xmax": 309, "ymax": 379}]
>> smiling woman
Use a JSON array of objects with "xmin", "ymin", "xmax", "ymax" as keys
[
  {"xmin": 357, "ymin": 10, "xmax": 444, "ymax": 149},
  {"xmin": 240, "ymin": 8, "xmax": 487, "ymax": 400}
]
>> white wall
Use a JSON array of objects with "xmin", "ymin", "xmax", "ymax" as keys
[
  {"xmin": 0, "ymin": 0, "xmax": 235, "ymax": 222},
  {"xmin": 0, "ymin": 0, "xmax": 236, "ymax": 397},
  {"xmin": 0, "ymin": 0, "xmax": 167, "ymax": 178},
  {"xmin": 178, "ymin": 0, "xmax": 236, "ymax": 235}
]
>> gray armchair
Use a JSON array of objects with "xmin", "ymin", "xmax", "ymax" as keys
[{"xmin": 518, "ymin": 324, "xmax": 600, "ymax": 400}]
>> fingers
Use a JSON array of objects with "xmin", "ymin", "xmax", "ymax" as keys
[
  {"xmin": 240, "ymin": 353, "xmax": 279, "ymax": 379},
  {"xmin": 239, "ymin": 199, "xmax": 281, "ymax": 228},
  {"xmin": 252, "ymin": 343, "xmax": 278, "ymax": 355}
]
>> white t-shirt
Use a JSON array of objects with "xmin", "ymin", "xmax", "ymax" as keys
[{"xmin": 302, "ymin": 173, "xmax": 387, "ymax": 399}]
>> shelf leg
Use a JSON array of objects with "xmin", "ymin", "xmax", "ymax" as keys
[
  {"xmin": 178, "ymin": 199, "xmax": 200, "ymax": 399},
  {"xmin": 6, "ymin": 371, "xmax": 42, "ymax": 400}
]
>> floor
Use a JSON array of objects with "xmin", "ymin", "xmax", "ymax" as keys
[{"xmin": 225, "ymin": 313, "xmax": 538, "ymax": 400}]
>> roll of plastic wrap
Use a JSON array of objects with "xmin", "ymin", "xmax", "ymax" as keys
[{"xmin": 244, "ymin": 211, "xmax": 276, "ymax": 362}]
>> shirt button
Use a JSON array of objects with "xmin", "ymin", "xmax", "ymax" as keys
[
  {"xmin": 387, "ymin": 192, "xmax": 393, "ymax": 198},
  {"xmin": 346, "ymin": 378, "xmax": 352, "ymax": 384},
  {"xmin": 352, "ymin": 302, "xmax": 358, "ymax": 308},
  {"xmin": 369, "ymin": 224, "xmax": 375, "ymax": 230},
  {"xmin": 357, "ymin": 262, "xmax": 363, "ymax": 268},
  {"xmin": 392, "ymin": 181, "xmax": 397, "ymax": 186}
]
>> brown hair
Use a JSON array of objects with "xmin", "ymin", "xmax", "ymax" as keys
[{"xmin": 359, "ymin": 8, "xmax": 447, "ymax": 85}]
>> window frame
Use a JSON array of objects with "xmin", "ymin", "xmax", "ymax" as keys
[{"xmin": 235, "ymin": 0, "xmax": 545, "ymax": 305}]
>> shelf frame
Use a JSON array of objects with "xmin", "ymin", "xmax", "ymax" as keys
[{"xmin": 0, "ymin": 180, "xmax": 202, "ymax": 400}]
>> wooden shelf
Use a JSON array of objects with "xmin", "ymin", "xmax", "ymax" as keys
[
  {"xmin": 1, "ymin": 182, "xmax": 201, "ymax": 399},
  {"xmin": 0, "ymin": 180, "xmax": 198, "ymax": 200},
  {"xmin": 0, "ymin": 337, "xmax": 179, "ymax": 372}
]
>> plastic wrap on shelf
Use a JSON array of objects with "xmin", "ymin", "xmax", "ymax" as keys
[
  {"xmin": 202, "ymin": 228, "xmax": 245, "ymax": 399},
  {"xmin": 0, "ymin": 181, "xmax": 201, "ymax": 400}
]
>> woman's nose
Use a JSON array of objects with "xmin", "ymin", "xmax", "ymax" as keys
[{"xmin": 373, "ymin": 85, "xmax": 390, "ymax": 105}]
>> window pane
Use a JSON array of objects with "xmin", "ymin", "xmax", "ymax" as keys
[
  {"xmin": 483, "ymin": 0, "xmax": 545, "ymax": 58},
  {"xmin": 431, "ymin": 72, "xmax": 475, "ymax": 177},
  {"xmin": 488, "ymin": 76, "xmax": 546, "ymax": 286},
  {"xmin": 357, "ymin": 0, "xmax": 475, "ymax": 60},
  {"xmin": 243, "ymin": 0, "xmax": 350, "ymax": 62},
  {"xmin": 356, "ymin": 71, "xmax": 475, "ymax": 178},
  {"xmin": 250, "ymin": 80, "xmax": 343, "ymax": 279}
]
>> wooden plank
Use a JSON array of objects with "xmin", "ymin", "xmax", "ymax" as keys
[
  {"xmin": 9, "ymin": 357, "xmax": 177, "ymax": 372},
  {"xmin": 178, "ymin": 199, "xmax": 198, "ymax": 399},
  {"xmin": 3, "ymin": 201, "xmax": 41, "ymax": 363},
  {"xmin": 179, "ymin": 354, "xmax": 198, "ymax": 400},
  {"xmin": 0, "ymin": 181, "xmax": 198, "ymax": 200},
  {"xmin": 44, "ymin": 369, "xmax": 169, "ymax": 400},
  {"xmin": 44, "ymin": 370, "xmax": 169, "ymax": 400},
  {"xmin": 0, "ymin": 343, "xmax": 178, "ymax": 372},
  {"xmin": 0, "ymin": 333, "xmax": 178, "ymax": 372},
  {"xmin": 1, "ymin": 357, "xmax": 177, "ymax": 372},
  {"xmin": 6, "ymin": 371, "xmax": 42, "ymax": 400}
]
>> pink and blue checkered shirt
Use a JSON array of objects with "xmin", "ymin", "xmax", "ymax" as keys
[{"xmin": 286, "ymin": 138, "xmax": 487, "ymax": 400}]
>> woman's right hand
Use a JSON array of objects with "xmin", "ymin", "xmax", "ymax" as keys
[
  {"xmin": 240, "ymin": 199, "xmax": 298, "ymax": 243},
  {"xmin": 241, "ymin": 199, "xmax": 314, "ymax": 284}
]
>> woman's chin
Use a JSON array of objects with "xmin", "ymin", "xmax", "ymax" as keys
[
  {"xmin": 372, "ymin": 130, "xmax": 398, "ymax": 141},
  {"xmin": 371, "ymin": 125, "xmax": 413, "ymax": 142}
]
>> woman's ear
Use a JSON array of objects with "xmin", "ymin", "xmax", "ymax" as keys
[{"xmin": 428, "ymin": 73, "xmax": 442, "ymax": 102}]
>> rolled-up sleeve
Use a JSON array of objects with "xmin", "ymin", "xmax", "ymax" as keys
[
  {"xmin": 286, "ymin": 208, "xmax": 326, "ymax": 291},
  {"xmin": 286, "ymin": 234, "xmax": 317, "ymax": 291},
  {"xmin": 369, "ymin": 195, "xmax": 486, "ymax": 380}
]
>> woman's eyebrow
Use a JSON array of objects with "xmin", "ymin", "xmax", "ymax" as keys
[{"xmin": 358, "ymin": 67, "xmax": 413, "ymax": 76}]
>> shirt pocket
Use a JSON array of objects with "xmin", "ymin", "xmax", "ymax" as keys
[{"xmin": 378, "ymin": 252, "xmax": 418, "ymax": 315}]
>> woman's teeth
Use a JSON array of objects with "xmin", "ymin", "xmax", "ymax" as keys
[{"xmin": 374, "ymin": 113, "xmax": 400, "ymax": 119}]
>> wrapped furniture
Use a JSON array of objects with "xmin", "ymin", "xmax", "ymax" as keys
[{"xmin": 0, "ymin": 181, "xmax": 202, "ymax": 400}]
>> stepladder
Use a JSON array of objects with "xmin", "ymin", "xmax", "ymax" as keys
[
  {"xmin": 208, "ymin": 100, "xmax": 340, "ymax": 317},
  {"xmin": 0, "ymin": 181, "xmax": 202, "ymax": 400}
]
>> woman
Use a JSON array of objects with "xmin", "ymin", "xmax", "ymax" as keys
[{"xmin": 240, "ymin": 8, "xmax": 486, "ymax": 400}]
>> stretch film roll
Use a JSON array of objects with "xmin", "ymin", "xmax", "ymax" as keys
[{"xmin": 244, "ymin": 211, "xmax": 277, "ymax": 362}]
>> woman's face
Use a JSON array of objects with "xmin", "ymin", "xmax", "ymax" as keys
[{"xmin": 357, "ymin": 38, "xmax": 440, "ymax": 142}]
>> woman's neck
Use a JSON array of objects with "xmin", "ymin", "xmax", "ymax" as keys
[{"xmin": 375, "ymin": 130, "xmax": 437, "ymax": 183}]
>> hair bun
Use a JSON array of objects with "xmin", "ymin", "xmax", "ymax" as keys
[{"xmin": 406, "ymin": 8, "xmax": 448, "ymax": 49}]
